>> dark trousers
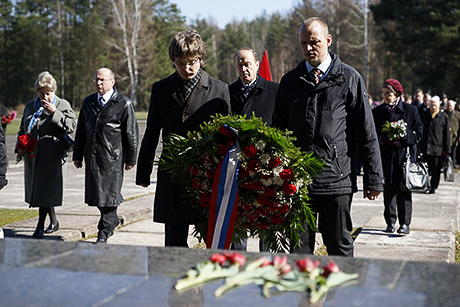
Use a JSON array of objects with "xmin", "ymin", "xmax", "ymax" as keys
[
  {"xmin": 292, "ymin": 194, "xmax": 354, "ymax": 257},
  {"xmin": 383, "ymin": 184, "xmax": 412, "ymax": 226},
  {"xmin": 97, "ymin": 207, "xmax": 119, "ymax": 239},
  {"xmin": 427, "ymin": 154, "xmax": 443, "ymax": 190},
  {"xmin": 165, "ymin": 223, "xmax": 189, "ymax": 247}
]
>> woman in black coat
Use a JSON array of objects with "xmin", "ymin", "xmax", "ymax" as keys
[
  {"xmin": 372, "ymin": 79, "xmax": 423, "ymax": 235},
  {"xmin": 419, "ymin": 95, "xmax": 450, "ymax": 194}
]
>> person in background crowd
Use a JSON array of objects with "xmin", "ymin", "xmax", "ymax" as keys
[
  {"xmin": 17, "ymin": 71, "xmax": 76, "ymax": 239},
  {"xmin": 229, "ymin": 47, "xmax": 279, "ymax": 251},
  {"xmin": 136, "ymin": 29, "xmax": 231, "ymax": 247},
  {"xmin": 412, "ymin": 88, "xmax": 424, "ymax": 109},
  {"xmin": 441, "ymin": 94, "xmax": 448, "ymax": 111},
  {"xmin": 447, "ymin": 100, "xmax": 460, "ymax": 167},
  {"xmin": 420, "ymin": 95, "xmax": 450, "ymax": 194},
  {"xmin": 404, "ymin": 94, "xmax": 412, "ymax": 104},
  {"xmin": 372, "ymin": 79, "xmax": 423, "ymax": 235},
  {"xmin": 272, "ymin": 17, "xmax": 384, "ymax": 257},
  {"xmin": 0, "ymin": 123, "xmax": 6, "ymax": 238},
  {"xmin": 73, "ymin": 68, "xmax": 138, "ymax": 243}
]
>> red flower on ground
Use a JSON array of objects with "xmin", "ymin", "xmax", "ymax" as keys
[
  {"xmin": 223, "ymin": 252, "xmax": 246, "ymax": 266},
  {"xmin": 296, "ymin": 258, "xmax": 320, "ymax": 273},
  {"xmin": 209, "ymin": 253, "xmax": 227, "ymax": 265},
  {"xmin": 279, "ymin": 169, "xmax": 293, "ymax": 180},
  {"xmin": 322, "ymin": 260, "xmax": 341, "ymax": 277},
  {"xmin": 282, "ymin": 182, "xmax": 297, "ymax": 195},
  {"xmin": 243, "ymin": 144, "xmax": 257, "ymax": 158}
]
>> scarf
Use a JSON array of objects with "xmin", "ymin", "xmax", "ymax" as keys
[
  {"xmin": 27, "ymin": 96, "xmax": 56, "ymax": 134},
  {"xmin": 176, "ymin": 69, "xmax": 202, "ymax": 101},
  {"xmin": 241, "ymin": 75, "xmax": 259, "ymax": 98}
]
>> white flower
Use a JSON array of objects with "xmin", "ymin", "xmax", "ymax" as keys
[{"xmin": 255, "ymin": 140, "xmax": 265, "ymax": 151}]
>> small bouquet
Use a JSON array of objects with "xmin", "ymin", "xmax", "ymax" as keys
[
  {"xmin": 1, "ymin": 110, "xmax": 16, "ymax": 126},
  {"xmin": 174, "ymin": 252, "xmax": 359, "ymax": 304},
  {"xmin": 381, "ymin": 119, "xmax": 407, "ymax": 141},
  {"xmin": 16, "ymin": 133, "xmax": 37, "ymax": 163}
]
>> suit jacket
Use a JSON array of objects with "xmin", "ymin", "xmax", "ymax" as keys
[
  {"xmin": 136, "ymin": 70, "xmax": 231, "ymax": 224},
  {"xmin": 73, "ymin": 89, "xmax": 138, "ymax": 207},
  {"xmin": 229, "ymin": 75, "xmax": 279, "ymax": 125}
]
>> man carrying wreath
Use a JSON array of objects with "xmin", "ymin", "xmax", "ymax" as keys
[
  {"xmin": 136, "ymin": 29, "xmax": 231, "ymax": 247},
  {"xmin": 273, "ymin": 17, "xmax": 384, "ymax": 257}
]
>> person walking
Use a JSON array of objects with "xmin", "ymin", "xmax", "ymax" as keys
[
  {"xmin": 272, "ymin": 17, "xmax": 384, "ymax": 257},
  {"xmin": 420, "ymin": 95, "xmax": 450, "ymax": 194},
  {"xmin": 372, "ymin": 79, "xmax": 423, "ymax": 235},
  {"xmin": 73, "ymin": 68, "xmax": 139, "ymax": 243},
  {"xmin": 17, "ymin": 71, "xmax": 77, "ymax": 238},
  {"xmin": 447, "ymin": 100, "xmax": 460, "ymax": 166},
  {"xmin": 136, "ymin": 29, "xmax": 231, "ymax": 247}
]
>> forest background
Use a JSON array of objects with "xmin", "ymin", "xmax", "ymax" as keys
[{"xmin": 1, "ymin": 0, "xmax": 459, "ymax": 111}]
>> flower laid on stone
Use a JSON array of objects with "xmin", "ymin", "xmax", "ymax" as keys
[
  {"xmin": 16, "ymin": 133, "xmax": 37, "ymax": 163},
  {"xmin": 159, "ymin": 115, "xmax": 324, "ymax": 252},
  {"xmin": 381, "ymin": 119, "xmax": 407, "ymax": 141},
  {"xmin": 175, "ymin": 253, "xmax": 359, "ymax": 304}
]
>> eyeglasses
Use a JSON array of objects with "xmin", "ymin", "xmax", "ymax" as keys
[
  {"xmin": 174, "ymin": 58, "xmax": 199, "ymax": 68},
  {"xmin": 93, "ymin": 78, "xmax": 113, "ymax": 83}
]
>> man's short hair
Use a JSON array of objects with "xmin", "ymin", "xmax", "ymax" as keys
[
  {"xmin": 169, "ymin": 28, "xmax": 206, "ymax": 64},
  {"xmin": 234, "ymin": 47, "xmax": 259, "ymax": 62},
  {"xmin": 300, "ymin": 17, "xmax": 329, "ymax": 36}
]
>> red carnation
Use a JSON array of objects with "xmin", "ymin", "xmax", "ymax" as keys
[
  {"xmin": 271, "ymin": 214, "xmax": 285, "ymax": 225},
  {"xmin": 247, "ymin": 159, "xmax": 260, "ymax": 172},
  {"xmin": 201, "ymin": 154, "xmax": 213, "ymax": 165},
  {"xmin": 251, "ymin": 181, "xmax": 263, "ymax": 190},
  {"xmin": 205, "ymin": 169, "xmax": 216, "ymax": 179},
  {"xmin": 264, "ymin": 188, "xmax": 276, "ymax": 197},
  {"xmin": 189, "ymin": 165, "xmax": 201, "ymax": 176},
  {"xmin": 279, "ymin": 169, "xmax": 293, "ymax": 180},
  {"xmin": 246, "ymin": 212, "xmax": 258, "ymax": 221},
  {"xmin": 238, "ymin": 168, "xmax": 249, "ymax": 178},
  {"xmin": 217, "ymin": 144, "xmax": 228, "ymax": 156},
  {"xmin": 278, "ymin": 204, "xmax": 289, "ymax": 214},
  {"xmin": 256, "ymin": 207, "xmax": 269, "ymax": 217},
  {"xmin": 260, "ymin": 173, "xmax": 272, "ymax": 181},
  {"xmin": 243, "ymin": 144, "xmax": 257, "ymax": 158},
  {"xmin": 282, "ymin": 182, "xmax": 297, "ymax": 195},
  {"xmin": 258, "ymin": 220, "xmax": 270, "ymax": 229},
  {"xmin": 256, "ymin": 195, "xmax": 269, "ymax": 206},
  {"xmin": 240, "ymin": 203, "xmax": 252, "ymax": 211},
  {"xmin": 268, "ymin": 157, "xmax": 282, "ymax": 169},
  {"xmin": 192, "ymin": 178, "xmax": 203, "ymax": 190}
]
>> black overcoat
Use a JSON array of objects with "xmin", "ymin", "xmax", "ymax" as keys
[
  {"xmin": 136, "ymin": 71, "xmax": 231, "ymax": 225},
  {"xmin": 229, "ymin": 75, "xmax": 279, "ymax": 125},
  {"xmin": 372, "ymin": 99, "xmax": 423, "ymax": 184},
  {"xmin": 73, "ymin": 89, "xmax": 139, "ymax": 207},
  {"xmin": 420, "ymin": 110, "xmax": 451, "ymax": 157}
]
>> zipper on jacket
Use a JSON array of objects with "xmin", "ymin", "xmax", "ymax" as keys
[{"xmin": 333, "ymin": 142, "xmax": 344, "ymax": 177}]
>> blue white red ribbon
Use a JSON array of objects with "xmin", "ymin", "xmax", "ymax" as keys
[{"xmin": 206, "ymin": 126, "xmax": 240, "ymax": 249}]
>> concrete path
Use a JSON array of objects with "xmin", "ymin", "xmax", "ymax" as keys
[{"xmin": 2, "ymin": 131, "xmax": 459, "ymax": 262}]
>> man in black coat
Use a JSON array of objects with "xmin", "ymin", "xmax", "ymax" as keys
[
  {"xmin": 229, "ymin": 47, "xmax": 279, "ymax": 251},
  {"xmin": 420, "ymin": 95, "xmax": 451, "ymax": 194},
  {"xmin": 0, "ymin": 123, "xmax": 7, "ymax": 190},
  {"xmin": 136, "ymin": 29, "xmax": 231, "ymax": 247},
  {"xmin": 74, "ymin": 68, "xmax": 139, "ymax": 243},
  {"xmin": 229, "ymin": 48, "xmax": 279, "ymax": 126},
  {"xmin": 272, "ymin": 17, "xmax": 384, "ymax": 257}
]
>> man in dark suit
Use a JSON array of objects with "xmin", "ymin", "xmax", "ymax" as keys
[
  {"xmin": 136, "ymin": 29, "xmax": 231, "ymax": 247},
  {"xmin": 229, "ymin": 48, "xmax": 279, "ymax": 126},
  {"xmin": 74, "ymin": 68, "xmax": 139, "ymax": 243},
  {"xmin": 229, "ymin": 47, "xmax": 279, "ymax": 251}
]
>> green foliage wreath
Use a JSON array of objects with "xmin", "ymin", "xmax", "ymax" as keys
[{"xmin": 158, "ymin": 115, "xmax": 324, "ymax": 252}]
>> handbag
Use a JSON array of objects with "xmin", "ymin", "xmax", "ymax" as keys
[
  {"xmin": 400, "ymin": 134, "xmax": 431, "ymax": 192},
  {"xmin": 55, "ymin": 132, "xmax": 75, "ymax": 153},
  {"xmin": 444, "ymin": 156, "xmax": 454, "ymax": 182}
]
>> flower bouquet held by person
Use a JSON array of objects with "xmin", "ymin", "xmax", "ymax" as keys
[{"xmin": 158, "ymin": 115, "xmax": 324, "ymax": 252}]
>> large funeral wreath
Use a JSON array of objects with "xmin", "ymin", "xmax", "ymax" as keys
[{"xmin": 158, "ymin": 115, "xmax": 324, "ymax": 252}]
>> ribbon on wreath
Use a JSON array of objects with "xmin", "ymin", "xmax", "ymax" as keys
[{"xmin": 206, "ymin": 125, "xmax": 240, "ymax": 249}]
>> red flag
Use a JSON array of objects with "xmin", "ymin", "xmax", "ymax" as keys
[{"xmin": 259, "ymin": 50, "xmax": 273, "ymax": 81}]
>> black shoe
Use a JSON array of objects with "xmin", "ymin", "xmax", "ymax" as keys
[
  {"xmin": 96, "ymin": 236, "xmax": 107, "ymax": 244},
  {"xmin": 397, "ymin": 224, "xmax": 410, "ymax": 234},
  {"xmin": 384, "ymin": 225, "xmax": 395, "ymax": 233},
  {"xmin": 427, "ymin": 188, "xmax": 435, "ymax": 194},
  {"xmin": 44, "ymin": 221, "xmax": 59, "ymax": 234},
  {"xmin": 33, "ymin": 229, "xmax": 44, "ymax": 239}
]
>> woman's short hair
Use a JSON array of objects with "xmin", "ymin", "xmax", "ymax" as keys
[
  {"xmin": 34, "ymin": 71, "xmax": 57, "ymax": 92},
  {"xmin": 168, "ymin": 28, "xmax": 206, "ymax": 64}
]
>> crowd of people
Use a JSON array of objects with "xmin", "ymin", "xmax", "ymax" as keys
[{"xmin": 0, "ymin": 17, "xmax": 457, "ymax": 256}]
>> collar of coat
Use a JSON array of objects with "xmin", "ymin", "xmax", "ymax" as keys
[
  {"xmin": 169, "ymin": 70, "xmax": 211, "ymax": 105},
  {"xmin": 91, "ymin": 88, "xmax": 122, "ymax": 110},
  {"xmin": 295, "ymin": 52, "xmax": 346, "ymax": 88}
]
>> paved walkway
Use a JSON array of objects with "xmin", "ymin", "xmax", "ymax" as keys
[{"xmin": 2, "ymin": 132, "xmax": 459, "ymax": 262}]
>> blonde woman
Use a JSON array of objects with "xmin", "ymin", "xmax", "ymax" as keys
[{"xmin": 17, "ymin": 71, "xmax": 76, "ymax": 238}]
